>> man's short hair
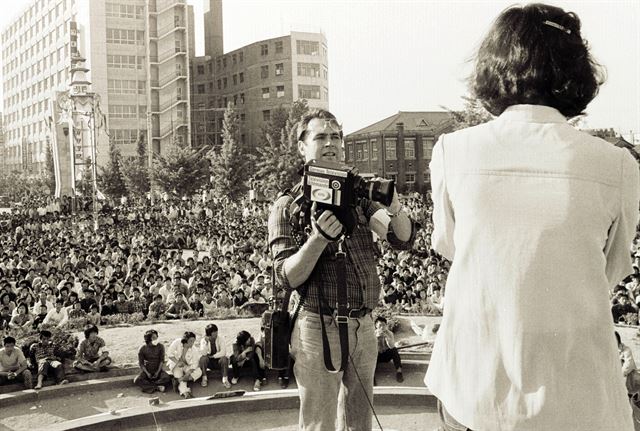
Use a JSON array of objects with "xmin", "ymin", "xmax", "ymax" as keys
[
  {"xmin": 3, "ymin": 336, "xmax": 16, "ymax": 346},
  {"xmin": 375, "ymin": 316, "xmax": 387, "ymax": 324},
  {"xmin": 83, "ymin": 324, "xmax": 99, "ymax": 339},
  {"xmin": 39, "ymin": 330, "xmax": 52, "ymax": 338},
  {"xmin": 294, "ymin": 109, "xmax": 342, "ymax": 143}
]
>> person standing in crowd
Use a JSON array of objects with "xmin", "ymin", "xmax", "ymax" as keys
[
  {"xmin": 425, "ymin": 4, "xmax": 639, "ymax": 430},
  {"xmin": 0, "ymin": 336, "xmax": 33, "ymax": 389},
  {"xmin": 166, "ymin": 331, "xmax": 202, "ymax": 398},
  {"xmin": 198, "ymin": 323, "xmax": 231, "ymax": 389},
  {"xmin": 134, "ymin": 329, "xmax": 172, "ymax": 393},
  {"xmin": 268, "ymin": 109, "xmax": 416, "ymax": 429}
]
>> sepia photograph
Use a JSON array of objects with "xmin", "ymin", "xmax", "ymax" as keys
[{"xmin": 0, "ymin": 0, "xmax": 639, "ymax": 430}]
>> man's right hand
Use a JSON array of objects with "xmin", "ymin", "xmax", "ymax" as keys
[{"xmin": 311, "ymin": 202, "xmax": 344, "ymax": 243}]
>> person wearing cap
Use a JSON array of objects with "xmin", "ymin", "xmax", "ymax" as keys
[{"xmin": 268, "ymin": 109, "xmax": 416, "ymax": 430}]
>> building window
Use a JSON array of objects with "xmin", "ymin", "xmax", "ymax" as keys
[
  {"xmin": 223, "ymin": 77, "xmax": 227, "ymax": 88},
  {"xmin": 262, "ymin": 87, "xmax": 270, "ymax": 99},
  {"xmin": 197, "ymin": 84, "xmax": 205, "ymax": 94},
  {"xmin": 108, "ymin": 105, "xmax": 138, "ymax": 119},
  {"xmin": 106, "ymin": 28, "xmax": 143, "ymax": 45},
  {"xmin": 298, "ymin": 85, "xmax": 321, "ymax": 99},
  {"xmin": 262, "ymin": 110, "xmax": 271, "ymax": 122},
  {"xmin": 261, "ymin": 65, "xmax": 269, "ymax": 79},
  {"xmin": 239, "ymin": 72, "xmax": 244, "ymax": 83},
  {"xmin": 422, "ymin": 138, "xmax": 434, "ymax": 159},
  {"xmin": 385, "ymin": 138, "xmax": 397, "ymax": 160},
  {"xmin": 240, "ymin": 113, "xmax": 245, "ymax": 122},
  {"xmin": 239, "ymin": 52, "xmax": 243, "ymax": 62},
  {"xmin": 297, "ymin": 62, "xmax": 320, "ymax": 77},
  {"xmin": 404, "ymin": 138, "xmax": 415, "ymax": 159},
  {"xmin": 217, "ymin": 79, "xmax": 221, "ymax": 90},
  {"xmin": 371, "ymin": 139, "xmax": 378, "ymax": 160},
  {"xmin": 240, "ymin": 93, "xmax": 245, "ymax": 104},
  {"xmin": 222, "ymin": 57, "xmax": 227, "ymax": 68},
  {"xmin": 233, "ymin": 74, "xmax": 237, "ymax": 85},
  {"xmin": 363, "ymin": 142, "xmax": 369, "ymax": 160},
  {"xmin": 197, "ymin": 65, "xmax": 204, "ymax": 75},
  {"xmin": 232, "ymin": 54, "xmax": 237, "ymax": 65},
  {"xmin": 109, "ymin": 129, "xmax": 138, "ymax": 145},
  {"xmin": 297, "ymin": 40, "xmax": 319, "ymax": 55},
  {"xmin": 406, "ymin": 173, "xmax": 416, "ymax": 183},
  {"xmin": 356, "ymin": 145, "xmax": 362, "ymax": 161},
  {"xmin": 322, "ymin": 66, "xmax": 328, "ymax": 80},
  {"xmin": 276, "ymin": 85, "xmax": 284, "ymax": 98},
  {"xmin": 275, "ymin": 63, "xmax": 284, "ymax": 76},
  {"xmin": 108, "ymin": 79, "xmax": 146, "ymax": 95},
  {"xmin": 260, "ymin": 44, "xmax": 268, "ymax": 56},
  {"xmin": 424, "ymin": 171, "xmax": 430, "ymax": 185},
  {"xmin": 275, "ymin": 40, "xmax": 283, "ymax": 54}
]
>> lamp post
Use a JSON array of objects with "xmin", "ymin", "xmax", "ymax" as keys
[{"xmin": 68, "ymin": 55, "xmax": 100, "ymax": 232}]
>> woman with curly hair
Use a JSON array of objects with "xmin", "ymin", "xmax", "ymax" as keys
[{"xmin": 425, "ymin": 3, "xmax": 638, "ymax": 430}]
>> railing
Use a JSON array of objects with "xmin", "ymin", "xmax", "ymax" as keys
[
  {"xmin": 152, "ymin": 21, "xmax": 185, "ymax": 39},
  {"xmin": 153, "ymin": 0, "xmax": 185, "ymax": 14},
  {"xmin": 159, "ymin": 120, "xmax": 187, "ymax": 138},
  {"xmin": 158, "ymin": 71, "xmax": 186, "ymax": 87},
  {"xmin": 156, "ymin": 46, "xmax": 186, "ymax": 64}
]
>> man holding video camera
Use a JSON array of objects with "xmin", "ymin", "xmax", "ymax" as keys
[{"xmin": 268, "ymin": 109, "xmax": 416, "ymax": 430}]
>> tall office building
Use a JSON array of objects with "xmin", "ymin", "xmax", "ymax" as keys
[
  {"xmin": 0, "ymin": 112, "xmax": 5, "ymax": 173},
  {"xmin": 1, "ymin": 0, "xmax": 195, "ymax": 173},
  {"xmin": 191, "ymin": 30, "xmax": 329, "ymax": 151}
]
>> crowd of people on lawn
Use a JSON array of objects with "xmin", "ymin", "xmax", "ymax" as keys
[
  {"xmin": 1, "ymin": 190, "xmax": 638, "ymax": 395},
  {"xmin": 0, "ymin": 193, "xmax": 449, "ymax": 338}
]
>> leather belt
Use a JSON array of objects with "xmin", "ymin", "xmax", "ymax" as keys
[{"xmin": 302, "ymin": 305, "xmax": 372, "ymax": 319}]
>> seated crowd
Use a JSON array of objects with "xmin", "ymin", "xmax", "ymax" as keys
[{"xmin": 0, "ymin": 193, "xmax": 453, "ymax": 339}]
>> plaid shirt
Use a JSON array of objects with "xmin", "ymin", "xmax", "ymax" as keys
[
  {"xmin": 129, "ymin": 298, "xmax": 147, "ymax": 314},
  {"xmin": 268, "ymin": 193, "xmax": 417, "ymax": 310},
  {"xmin": 30, "ymin": 341, "xmax": 58, "ymax": 362}
]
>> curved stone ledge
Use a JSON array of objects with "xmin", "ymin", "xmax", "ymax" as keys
[{"xmin": 43, "ymin": 387, "xmax": 436, "ymax": 431}]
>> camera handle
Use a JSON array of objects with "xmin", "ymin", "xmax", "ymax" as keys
[{"xmin": 317, "ymin": 235, "xmax": 349, "ymax": 373}]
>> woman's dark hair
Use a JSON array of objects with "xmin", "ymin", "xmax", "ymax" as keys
[
  {"xmin": 181, "ymin": 331, "xmax": 196, "ymax": 344},
  {"xmin": 144, "ymin": 329, "xmax": 158, "ymax": 344},
  {"xmin": 83, "ymin": 324, "xmax": 99, "ymax": 339},
  {"xmin": 205, "ymin": 324, "xmax": 218, "ymax": 337},
  {"xmin": 236, "ymin": 330, "xmax": 251, "ymax": 347},
  {"xmin": 470, "ymin": 3, "xmax": 605, "ymax": 117}
]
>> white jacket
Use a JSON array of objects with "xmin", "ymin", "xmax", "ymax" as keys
[{"xmin": 425, "ymin": 105, "xmax": 639, "ymax": 431}]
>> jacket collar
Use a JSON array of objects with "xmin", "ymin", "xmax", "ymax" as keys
[{"xmin": 497, "ymin": 104, "xmax": 568, "ymax": 124}]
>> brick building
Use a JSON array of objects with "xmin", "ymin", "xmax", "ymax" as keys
[{"xmin": 344, "ymin": 111, "xmax": 454, "ymax": 194}]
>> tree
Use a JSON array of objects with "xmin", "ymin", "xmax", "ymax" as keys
[
  {"xmin": 253, "ymin": 99, "xmax": 309, "ymax": 198},
  {"xmin": 442, "ymin": 95, "xmax": 493, "ymax": 131},
  {"xmin": 43, "ymin": 141, "xmax": 56, "ymax": 195},
  {"xmin": 121, "ymin": 132, "xmax": 150, "ymax": 198},
  {"xmin": 208, "ymin": 103, "xmax": 250, "ymax": 201},
  {"xmin": 98, "ymin": 139, "xmax": 127, "ymax": 200},
  {"xmin": 150, "ymin": 145, "xmax": 210, "ymax": 198}
]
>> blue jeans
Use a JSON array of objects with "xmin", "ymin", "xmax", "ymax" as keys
[
  {"xmin": 291, "ymin": 310, "xmax": 377, "ymax": 431},
  {"xmin": 437, "ymin": 399, "xmax": 473, "ymax": 431}
]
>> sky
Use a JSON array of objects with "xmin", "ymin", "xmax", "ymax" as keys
[{"xmin": 1, "ymin": 0, "xmax": 639, "ymax": 139}]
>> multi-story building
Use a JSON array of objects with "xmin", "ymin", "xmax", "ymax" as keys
[
  {"xmin": 0, "ymin": 112, "xmax": 5, "ymax": 172},
  {"xmin": 191, "ymin": 25, "xmax": 329, "ymax": 150},
  {"xmin": 1, "ymin": 0, "xmax": 195, "ymax": 174},
  {"xmin": 344, "ymin": 111, "xmax": 454, "ymax": 194}
]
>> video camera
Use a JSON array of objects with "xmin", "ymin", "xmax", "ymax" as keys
[{"xmin": 302, "ymin": 160, "xmax": 395, "ymax": 235}]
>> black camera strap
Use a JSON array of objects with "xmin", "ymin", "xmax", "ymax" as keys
[{"xmin": 317, "ymin": 238, "xmax": 349, "ymax": 373}]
